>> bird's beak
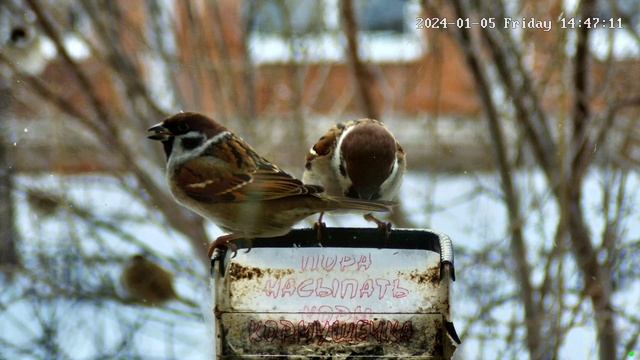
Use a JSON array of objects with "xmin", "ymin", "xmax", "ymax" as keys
[
  {"xmin": 147, "ymin": 123, "xmax": 170, "ymax": 141},
  {"xmin": 357, "ymin": 188, "xmax": 378, "ymax": 201}
]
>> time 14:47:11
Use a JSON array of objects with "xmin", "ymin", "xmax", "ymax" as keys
[{"xmin": 559, "ymin": 17, "xmax": 623, "ymax": 29}]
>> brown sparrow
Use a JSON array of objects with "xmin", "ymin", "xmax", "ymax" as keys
[
  {"xmin": 26, "ymin": 190, "xmax": 64, "ymax": 217},
  {"xmin": 121, "ymin": 254, "xmax": 177, "ymax": 306},
  {"xmin": 147, "ymin": 112, "xmax": 391, "ymax": 256},
  {"xmin": 303, "ymin": 118, "xmax": 405, "ymax": 231}
]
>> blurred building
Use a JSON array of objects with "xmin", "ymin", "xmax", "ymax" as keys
[{"xmin": 1, "ymin": 0, "xmax": 639, "ymax": 173}]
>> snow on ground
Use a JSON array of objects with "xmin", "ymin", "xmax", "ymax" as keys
[{"xmin": 2, "ymin": 170, "xmax": 638, "ymax": 359}]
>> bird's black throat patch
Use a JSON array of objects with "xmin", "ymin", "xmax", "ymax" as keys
[{"xmin": 181, "ymin": 136, "xmax": 204, "ymax": 150}]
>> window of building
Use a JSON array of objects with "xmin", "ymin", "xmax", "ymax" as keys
[
  {"xmin": 355, "ymin": 0, "xmax": 408, "ymax": 33},
  {"xmin": 246, "ymin": 0, "xmax": 423, "ymax": 63},
  {"xmin": 250, "ymin": 0, "xmax": 326, "ymax": 35}
]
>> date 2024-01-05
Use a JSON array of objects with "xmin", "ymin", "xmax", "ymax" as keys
[{"xmin": 416, "ymin": 16, "xmax": 623, "ymax": 31}]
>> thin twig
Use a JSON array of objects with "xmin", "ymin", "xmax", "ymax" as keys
[
  {"xmin": 447, "ymin": 0, "xmax": 543, "ymax": 357},
  {"xmin": 340, "ymin": 0, "xmax": 379, "ymax": 120}
]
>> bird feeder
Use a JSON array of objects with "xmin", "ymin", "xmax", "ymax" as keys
[{"xmin": 210, "ymin": 228, "xmax": 460, "ymax": 358}]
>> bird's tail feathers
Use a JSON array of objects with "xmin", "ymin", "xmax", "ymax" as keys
[{"xmin": 324, "ymin": 196, "xmax": 395, "ymax": 212}]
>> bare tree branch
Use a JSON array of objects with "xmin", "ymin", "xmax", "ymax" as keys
[
  {"xmin": 474, "ymin": 1, "xmax": 557, "ymax": 184},
  {"xmin": 565, "ymin": 1, "xmax": 618, "ymax": 357},
  {"xmin": 447, "ymin": 1, "xmax": 544, "ymax": 358},
  {"xmin": 340, "ymin": 0, "xmax": 379, "ymax": 120},
  {"xmin": 8, "ymin": 2, "xmax": 211, "ymax": 266}
]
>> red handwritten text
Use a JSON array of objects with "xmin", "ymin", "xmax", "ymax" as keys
[
  {"xmin": 247, "ymin": 319, "xmax": 414, "ymax": 345},
  {"xmin": 263, "ymin": 277, "xmax": 409, "ymax": 300},
  {"xmin": 300, "ymin": 305, "xmax": 373, "ymax": 323},
  {"xmin": 301, "ymin": 254, "xmax": 372, "ymax": 272}
]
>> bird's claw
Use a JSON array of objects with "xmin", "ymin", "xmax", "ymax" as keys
[
  {"xmin": 207, "ymin": 235, "xmax": 239, "ymax": 259},
  {"xmin": 364, "ymin": 213, "xmax": 392, "ymax": 239},
  {"xmin": 314, "ymin": 212, "xmax": 327, "ymax": 244},
  {"xmin": 314, "ymin": 220, "xmax": 327, "ymax": 243},
  {"xmin": 229, "ymin": 243, "xmax": 238, "ymax": 259},
  {"xmin": 379, "ymin": 221, "xmax": 392, "ymax": 238}
]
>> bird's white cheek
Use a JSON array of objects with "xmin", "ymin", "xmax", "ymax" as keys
[
  {"xmin": 333, "ymin": 161, "xmax": 352, "ymax": 195},
  {"xmin": 168, "ymin": 142, "xmax": 198, "ymax": 168},
  {"xmin": 336, "ymin": 171, "xmax": 352, "ymax": 195},
  {"xmin": 378, "ymin": 159, "xmax": 404, "ymax": 201},
  {"xmin": 328, "ymin": 151, "xmax": 350, "ymax": 195},
  {"xmin": 167, "ymin": 131, "xmax": 230, "ymax": 171},
  {"xmin": 302, "ymin": 168, "xmax": 321, "ymax": 186}
]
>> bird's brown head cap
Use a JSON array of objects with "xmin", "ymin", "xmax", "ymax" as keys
[
  {"xmin": 147, "ymin": 112, "xmax": 227, "ymax": 158},
  {"xmin": 340, "ymin": 121, "xmax": 397, "ymax": 200}
]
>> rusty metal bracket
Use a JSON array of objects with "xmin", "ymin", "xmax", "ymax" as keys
[
  {"xmin": 210, "ymin": 248, "xmax": 227, "ymax": 277},
  {"xmin": 434, "ymin": 231, "xmax": 456, "ymax": 281},
  {"xmin": 445, "ymin": 320, "xmax": 462, "ymax": 344}
]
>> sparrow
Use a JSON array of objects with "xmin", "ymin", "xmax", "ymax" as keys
[
  {"xmin": 0, "ymin": 24, "xmax": 51, "ymax": 75},
  {"xmin": 26, "ymin": 190, "xmax": 64, "ymax": 217},
  {"xmin": 302, "ymin": 118, "xmax": 405, "ymax": 232},
  {"xmin": 147, "ymin": 112, "xmax": 392, "ymax": 256},
  {"xmin": 121, "ymin": 254, "xmax": 178, "ymax": 306}
]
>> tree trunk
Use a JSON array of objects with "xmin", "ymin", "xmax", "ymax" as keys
[{"xmin": 0, "ymin": 75, "xmax": 20, "ymax": 273}]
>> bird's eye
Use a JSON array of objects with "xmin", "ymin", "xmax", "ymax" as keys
[
  {"xmin": 10, "ymin": 28, "xmax": 28, "ymax": 44},
  {"xmin": 339, "ymin": 163, "xmax": 347, "ymax": 177},
  {"xmin": 181, "ymin": 137, "xmax": 203, "ymax": 150},
  {"xmin": 176, "ymin": 123, "xmax": 189, "ymax": 132}
]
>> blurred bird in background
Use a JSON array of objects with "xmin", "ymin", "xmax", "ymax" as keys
[
  {"xmin": 147, "ymin": 112, "xmax": 392, "ymax": 256},
  {"xmin": 303, "ymin": 118, "xmax": 405, "ymax": 234},
  {"xmin": 26, "ymin": 189, "xmax": 64, "ymax": 218},
  {"xmin": 121, "ymin": 254, "xmax": 178, "ymax": 306},
  {"xmin": 0, "ymin": 19, "xmax": 50, "ymax": 74}
]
